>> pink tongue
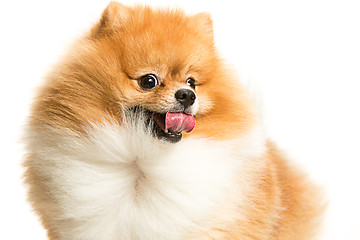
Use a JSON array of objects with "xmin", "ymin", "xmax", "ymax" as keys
[{"xmin": 165, "ymin": 112, "xmax": 195, "ymax": 134}]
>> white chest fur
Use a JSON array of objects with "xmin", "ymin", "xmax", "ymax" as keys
[{"xmin": 27, "ymin": 122, "xmax": 265, "ymax": 240}]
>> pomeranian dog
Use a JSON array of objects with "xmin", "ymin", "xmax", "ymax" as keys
[{"xmin": 24, "ymin": 2, "xmax": 323, "ymax": 240}]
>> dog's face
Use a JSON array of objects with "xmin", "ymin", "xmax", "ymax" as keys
[{"xmin": 82, "ymin": 3, "xmax": 221, "ymax": 142}]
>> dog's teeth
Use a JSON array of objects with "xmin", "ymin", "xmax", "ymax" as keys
[{"xmin": 165, "ymin": 129, "xmax": 169, "ymax": 133}]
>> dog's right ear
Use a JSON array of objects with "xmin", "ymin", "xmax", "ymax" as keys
[
  {"xmin": 91, "ymin": 1, "xmax": 129, "ymax": 38},
  {"xmin": 191, "ymin": 12, "xmax": 213, "ymax": 40}
]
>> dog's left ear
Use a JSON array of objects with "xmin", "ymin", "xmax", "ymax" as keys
[
  {"xmin": 192, "ymin": 12, "xmax": 213, "ymax": 40},
  {"xmin": 91, "ymin": 1, "xmax": 130, "ymax": 38}
]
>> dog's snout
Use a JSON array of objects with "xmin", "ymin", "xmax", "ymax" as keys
[{"xmin": 175, "ymin": 89, "xmax": 196, "ymax": 108}]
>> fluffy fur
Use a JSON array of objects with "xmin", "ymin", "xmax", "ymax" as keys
[{"xmin": 24, "ymin": 2, "xmax": 323, "ymax": 240}]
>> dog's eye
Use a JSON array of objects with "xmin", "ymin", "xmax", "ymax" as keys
[
  {"xmin": 186, "ymin": 78, "xmax": 196, "ymax": 89},
  {"xmin": 138, "ymin": 74, "xmax": 159, "ymax": 90}
]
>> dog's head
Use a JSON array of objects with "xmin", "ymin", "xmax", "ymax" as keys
[
  {"xmin": 34, "ymin": 2, "xmax": 256, "ymax": 143},
  {"xmin": 87, "ymin": 2, "xmax": 218, "ymax": 142}
]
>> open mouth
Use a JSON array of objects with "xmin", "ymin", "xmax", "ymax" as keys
[{"xmin": 131, "ymin": 107, "xmax": 196, "ymax": 143}]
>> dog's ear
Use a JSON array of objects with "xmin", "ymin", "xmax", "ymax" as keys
[
  {"xmin": 91, "ymin": 1, "xmax": 130, "ymax": 38},
  {"xmin": 192, "ymin": 12, "xmax": 213, "ymax": 40}
]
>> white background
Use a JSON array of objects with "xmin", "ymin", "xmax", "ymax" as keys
[{"xmin": 1, "ymin": 0, "xmax": 359, "ymax": 239}]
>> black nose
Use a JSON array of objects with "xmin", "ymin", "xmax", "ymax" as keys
[{"xmin": 175, "ymin": 89, "xmax": 196, "ymax": 108}]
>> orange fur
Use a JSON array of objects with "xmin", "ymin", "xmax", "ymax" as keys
[{"xmin": 24, "ymin": 2, "xmax": 324, "ymax": 239}]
